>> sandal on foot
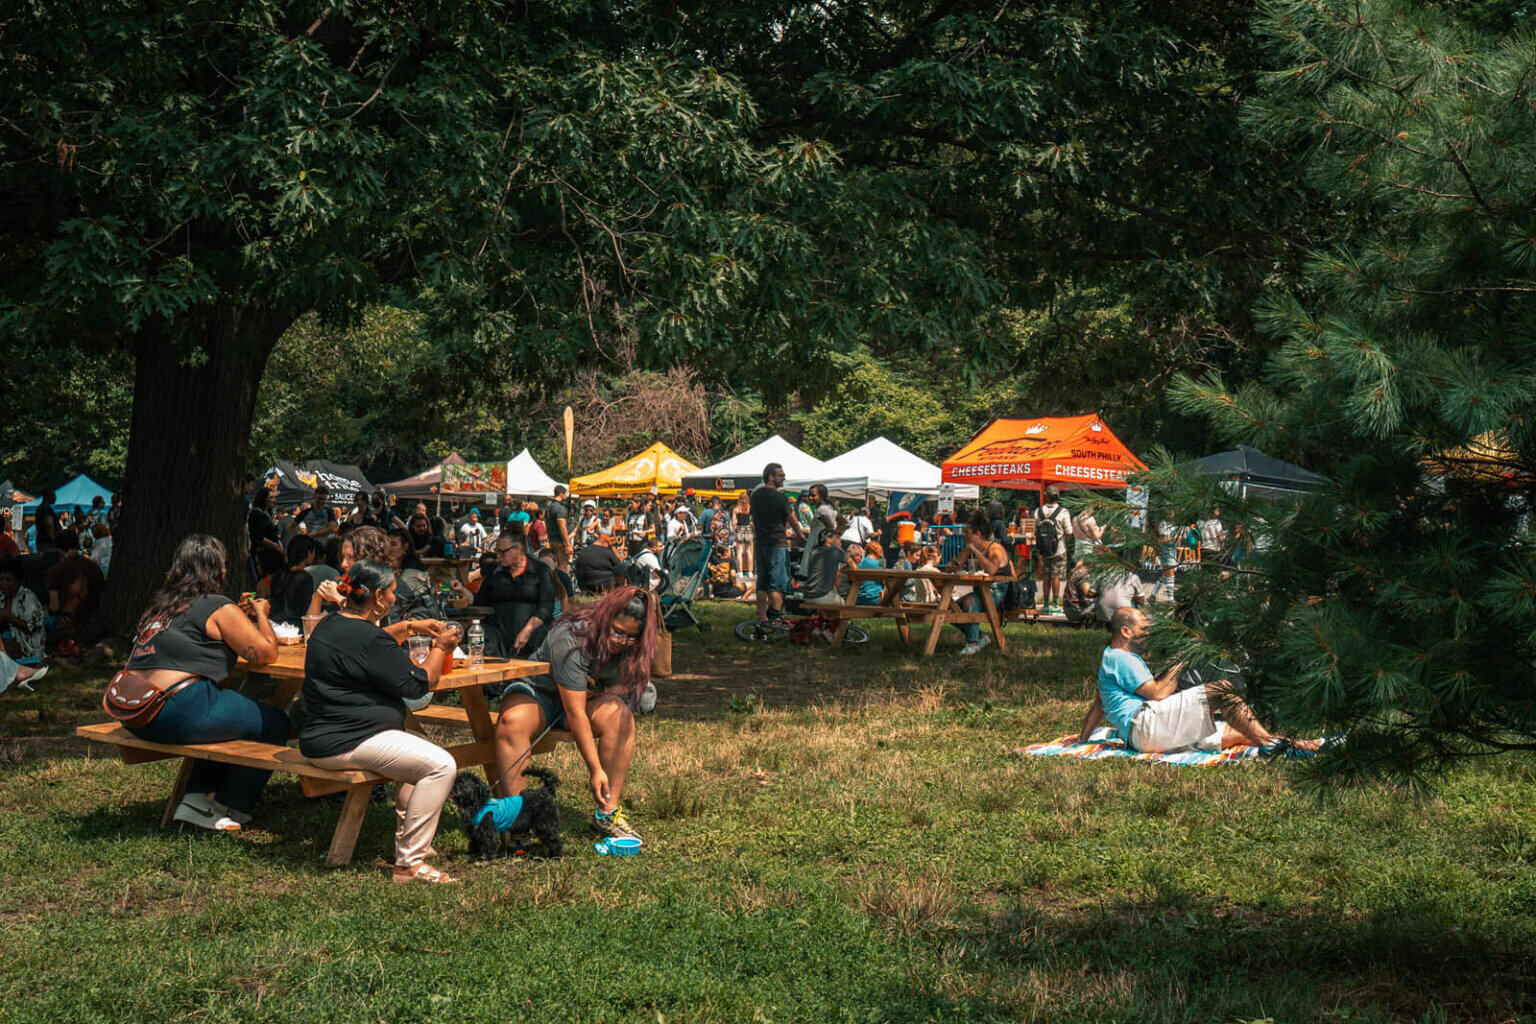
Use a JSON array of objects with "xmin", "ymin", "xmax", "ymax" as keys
[{"xmin": 392, "ymin": 862, "xmax": 457, "ymax": 885}]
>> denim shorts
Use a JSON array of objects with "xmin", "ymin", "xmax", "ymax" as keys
[
  {"xmin": 500, "ymin": 681, "xmax": 569, "ymax": 731},
  {"xmin": 755, "ymin": 545, "xmax": 791, "ymax": 594}
]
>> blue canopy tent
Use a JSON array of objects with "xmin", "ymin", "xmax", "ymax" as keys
[{"xmin": 19, "ymin": 474, "xmax": 114, "ymax": 514}]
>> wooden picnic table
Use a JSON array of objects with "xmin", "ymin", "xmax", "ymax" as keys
[
  {"xmin": 420, "ymin": 556, "xmax": 477, "ymax": 589},
  {"xmin": 827, "ymin": 567, "xmax": 1021, "ymax": 656},
  {"xmin": 238, "ymin": 642, "xmax": 544, "ymax": 788},
  {"xmin": 76, "ymin": 640, "xmax": 546, "ymax": 866}
]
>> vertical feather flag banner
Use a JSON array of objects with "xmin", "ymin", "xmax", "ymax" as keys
[{"xmin": 563, "ymin": 406, "xmax": 574, "ymax": 479}]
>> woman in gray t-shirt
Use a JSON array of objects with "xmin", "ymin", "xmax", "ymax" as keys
[{"xmin": 493, "ymin": 585, "xmax": 659, "ymax": 845}]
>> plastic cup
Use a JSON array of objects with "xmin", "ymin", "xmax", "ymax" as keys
[
  {"xmin": 408, "ymin": 635, "xmax": 431, "ymax": 666},
  {"xmin": 302, "ymin": 614, "xmax": 322, "ymax": 641}
]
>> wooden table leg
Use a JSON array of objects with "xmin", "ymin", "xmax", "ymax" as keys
[
  {"xmin": 159, "ymin": 758, "xmax": 194, "ymax": 828},
  {"xmin": 979, "ymin": 583, "xmax": 1009, "ymax": 654},
  {"xmin": 458, "ymin": 684, "xmax": 502, "ymax": 795},
  {"xmin": 832, "ymin": 569, "xmax": 862, "ymax": 643},
  {"xmin": 923, "ymin": 586, "xmax": 955, "ymax": 656},
  {"xmin": 877, "ymin": 579, "xmax": 909, "ymax": 646},
  {"xmin": 326, "ymin": 785, "xmax": 371, "ymax": 867},
  {"xmin": 268, "ymin": 677, "xmax": 303, "ymax": 710}
]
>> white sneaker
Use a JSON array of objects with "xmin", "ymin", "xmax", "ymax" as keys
[
  {"xmin": 173, "ymin": 793, "xmax": 242, "ymax": 832},
  {"xmin": 211, "ymin": 799, "xmax": 253, "ymax": 827},
  {"xmin": 960, "ymin": 642, "xmax": 982, "ymax": 656},
  {"xmin": 975, "ymin": 634, "xmax": 993, "ymax": 652}
]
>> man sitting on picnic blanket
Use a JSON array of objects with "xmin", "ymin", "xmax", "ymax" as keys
[{"xmin": 1078, "ymin": 608, "xmax": 1319, "ymax": 754}]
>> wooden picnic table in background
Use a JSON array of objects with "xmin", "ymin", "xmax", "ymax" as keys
[
  {"xmin": 421, "ymin": 556, "xmax": 476, "ymax": 589},
  {"xmin": 827, "ymin": 567, "xmax": 1025, "ymax": 656}
]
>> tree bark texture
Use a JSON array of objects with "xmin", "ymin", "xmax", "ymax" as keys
[{"xmin": 105, "ymin": 309, "xmax": 288, "ymax": 635}]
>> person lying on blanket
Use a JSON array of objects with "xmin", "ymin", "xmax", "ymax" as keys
[{"xmin": 1077, "ymin": 608, "xmax": 1320, "ymax": 755}]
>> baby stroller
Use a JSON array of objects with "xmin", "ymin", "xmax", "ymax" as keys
[{"xmin": 659, "ymin": 536, "xmax": 712, "ymax": 633}]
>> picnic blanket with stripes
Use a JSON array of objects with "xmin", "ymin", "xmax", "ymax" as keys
[{"xmin": 1016, "ymin": 727, "xmax": 1264, "ymax": 767}]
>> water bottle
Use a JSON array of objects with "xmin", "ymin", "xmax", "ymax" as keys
[{"xmin": 467, "ymin": 618, "xmax": 485, "ymax": 669}]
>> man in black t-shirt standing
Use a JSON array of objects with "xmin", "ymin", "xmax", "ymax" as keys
[
  {"xmin": 749, "ymin": 462, "xmax": 805, "ymax": 618},
  {"xmin": 544, "ymin": 484, "xmax": 572, "ymax": 572}
]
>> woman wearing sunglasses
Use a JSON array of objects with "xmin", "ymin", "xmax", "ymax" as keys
[{"xmin": 491, "ymin": 584, "xmax": 659, "ymax": 843}]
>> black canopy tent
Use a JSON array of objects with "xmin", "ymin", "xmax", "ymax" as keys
[
  {"xmin": 268, "ymin": 461, "xmax": 376, "ymax": 509},
  {"xmin": 1192, "ymin": 446, "xmax": 1326, "ymax": 499}
]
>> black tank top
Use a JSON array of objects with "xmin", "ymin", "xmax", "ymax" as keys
[{"xmin": 126, "ymin": 594, "xmax": 238, "ymax": 681}]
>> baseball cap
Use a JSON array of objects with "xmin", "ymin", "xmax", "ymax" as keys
[{"xmin": 582, "ymin": 499, "xmax": 597, "ymax": 508}]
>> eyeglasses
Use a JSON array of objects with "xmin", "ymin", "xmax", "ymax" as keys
[{"xmin": 609, "ymin": 630, "xmax": 638, "ymax": 647}]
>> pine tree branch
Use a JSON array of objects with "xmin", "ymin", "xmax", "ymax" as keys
[{"xmin": 1444, "ymin": 143, "xmax": 1493, "ymax": 214}]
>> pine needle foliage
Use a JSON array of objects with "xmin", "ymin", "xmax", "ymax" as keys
[{"xmin": 1128, "ymin": 0, "xmax": 1536, "ymax": 789}]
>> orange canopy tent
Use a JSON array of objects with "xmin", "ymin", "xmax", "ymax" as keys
[{"xmin": 941, "ymin": 414, "xmax": 1147, "ymax": 490}]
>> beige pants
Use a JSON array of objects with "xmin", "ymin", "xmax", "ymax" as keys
[{"xmin": 311, "ymin": 730, "xmax": 455, "ymax": 868}]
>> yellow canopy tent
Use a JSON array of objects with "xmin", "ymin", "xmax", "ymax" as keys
[
  {"xmin": 569, "ymin": 442, "xmax": 734, "ymax": 498},
  {"xmin": 1424, "ymin": 430, "xmax": 1529, "ymax": 486}
]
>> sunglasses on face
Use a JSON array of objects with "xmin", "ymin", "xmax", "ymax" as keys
[{"xmin": 609, "ymin": 629, "xmax": 638, "ymax": 647}]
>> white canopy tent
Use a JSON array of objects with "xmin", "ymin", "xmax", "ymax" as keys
[
  {"xmin": 681, "ymin": 434, "xmax": 828, "ymax": 493},
  {"xmin": 786, "ymin": 437, "xmax": 979, "ymax": 499},
  {"xmin": 505, "ymin": 449, "xmax": 564, "ymax": 497}
]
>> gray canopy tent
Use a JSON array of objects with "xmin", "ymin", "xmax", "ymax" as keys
[{"xmin": 1192, "ymin": 446, "xmax": 1326, "ymax": 499}]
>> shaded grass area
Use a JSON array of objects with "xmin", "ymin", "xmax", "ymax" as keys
[{"xmin": 2, "ymin": 605, "xmax": 1534, "ymax": 1022}]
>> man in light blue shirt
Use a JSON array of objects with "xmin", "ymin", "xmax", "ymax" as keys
[{"xmin": 1078, "ymin": 608, "xmax": 1318, "ymax": 754}]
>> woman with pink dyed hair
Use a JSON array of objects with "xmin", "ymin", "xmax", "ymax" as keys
[{"xmin": 491, "ymin": 584, "xmax": 659, "ymax": 844}]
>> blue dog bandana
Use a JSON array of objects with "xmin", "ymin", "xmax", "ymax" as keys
[{"xmin": 472, "ymin": 795, "xmax": 524, "ymax": 832}]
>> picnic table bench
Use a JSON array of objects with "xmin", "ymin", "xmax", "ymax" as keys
[
  {"xmin": 75, "ymin": 644, "xmax": 545, "ymax": 866},
  {"xmin": 821, "ymin": 567, "xmax": 1034, "ymax": 655}
]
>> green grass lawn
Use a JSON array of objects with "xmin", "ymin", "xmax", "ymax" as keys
[{"xmin": 2, "ymin": 602, "xmax": 1534, "ymax": 1023}]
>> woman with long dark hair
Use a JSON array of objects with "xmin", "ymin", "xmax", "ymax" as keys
[
  {"xmin": 491, "ymin": 585, "xmax": 659, "ymax": 843},
  {"xmin": 300, "ymin": 560, "xmax": 462, "ymax": 884},
  {"xmin": 117, "ymin": 535, "xmax": 287, "ymax": 831},
  {"xmin": 385, "ymin": 528, "xmax": 467, "ymax": 623}
]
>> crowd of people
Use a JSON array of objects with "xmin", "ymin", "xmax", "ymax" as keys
[
  {"xmin": 1, "ymin": 468, "xmax": 1236, "ymax": 689},
  {"xmin": 0, "ymin": 489, "xmax": 117, "ymax": 680},
  {"xmin": 0, "ymin": 465, "xmax": 1281, "ymax": 876}
]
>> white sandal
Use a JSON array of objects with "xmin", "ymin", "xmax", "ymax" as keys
[{"xmin": 392, "ymin": 862, "xmax": 457, "ymax": 885}]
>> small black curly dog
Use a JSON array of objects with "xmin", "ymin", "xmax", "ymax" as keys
[{"xmin": 448, "ymin": 768, "xmax": 563, "ymax": 859}]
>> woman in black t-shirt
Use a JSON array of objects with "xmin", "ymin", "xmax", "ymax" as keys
[
  {"xmin": 300, "ymin": 560, "xmax": 462, "ymax": 884},
  {"xmin": 477, "ymin": 535, "xmax": 555, "ymax": 658},
  {"xmin": 119, "ymin": 535, "xmax": 288, "ymax": 833}
]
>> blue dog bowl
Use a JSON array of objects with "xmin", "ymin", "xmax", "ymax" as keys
[{"xmin": 595, "ymin": 837, "xmax": 643, "ymax": 857}]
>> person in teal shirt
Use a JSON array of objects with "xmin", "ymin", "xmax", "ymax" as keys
[
  {"xmin": 852, "ymin": 541, "xmax": 885, "ymax": 605},
  {"xmin": 1078, "ymin": 607, "xmax": 1320, "ymax": 755}
]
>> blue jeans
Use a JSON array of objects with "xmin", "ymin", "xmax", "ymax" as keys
[
  {"xmin": 129, "ymin": 679, "xmax": 291, "ymax": 812},
  {"xmin": 955, "ymin": 584, "xmax": 1010, "ymax": 644}
]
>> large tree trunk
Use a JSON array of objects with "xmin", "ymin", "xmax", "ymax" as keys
[{"xmin": 104, "ymin": 310, "xmax": 289, "ymax": 636}]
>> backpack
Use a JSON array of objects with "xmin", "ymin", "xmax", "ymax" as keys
[{"xmin": 1035, "ymin": 508, "xmax": 1061, "ymax": 556}]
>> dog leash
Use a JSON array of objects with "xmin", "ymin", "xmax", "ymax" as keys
[{"xmin": 495, "ymin": 719, "xmax": 557, "ymax": 791}]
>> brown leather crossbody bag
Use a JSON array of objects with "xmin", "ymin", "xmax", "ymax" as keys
[{"xmin": 101, "ymin": 671, "xmax": 195, "ymax": 729}]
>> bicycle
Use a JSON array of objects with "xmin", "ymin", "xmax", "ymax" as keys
[{"xmin": 734, "ymin": 609, "xmax": 870, "ymax": 646}]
